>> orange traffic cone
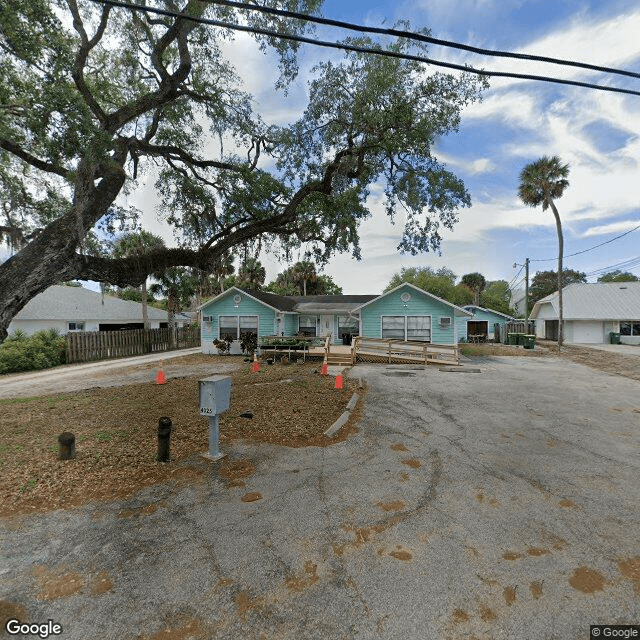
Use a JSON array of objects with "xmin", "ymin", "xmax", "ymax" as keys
[
  {"xmin": 156, "ymin": 369, "xmax": 166, "ymax": 384},
  {"xmin": 252, "ymin": 352, "xmax": 260, "ymax": 373},
  {"xmin": 335, "ymin": 373, "xmax": 343, "ymax": 389},
  {"xmin": 321, "ymin": 361, "xmax": 328, "ymax": 375}
]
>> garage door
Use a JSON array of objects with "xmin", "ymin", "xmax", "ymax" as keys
[{"xmin": 571, "ymin": 321, "xmax": 604, "ymax": 343}]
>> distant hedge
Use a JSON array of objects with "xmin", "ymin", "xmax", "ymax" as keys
[{"xmin": 0, "ymin": 329, "xmax": 67, "ymax": 374}]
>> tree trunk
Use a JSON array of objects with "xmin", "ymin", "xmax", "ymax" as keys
[
  {"xmin": 141, "ymin": 279, "xmax": 150, "ymax": 330},
  {"xmin": 550, "ymin": 201, "xmax": 563, "ymax": 352},
  {"xmin": 303, "ymin": 278, "xmax": 307, "ymax": 296}
]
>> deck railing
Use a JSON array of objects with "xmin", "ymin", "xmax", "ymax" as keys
[{"xmin": 352, "ymin": 337, "xmax": 459, "ymax": 365}]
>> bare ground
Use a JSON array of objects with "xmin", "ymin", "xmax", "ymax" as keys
[
  {"xmin": 2, "ymin": 341, "xmax": 637, "ymax": 520},
  {"xmin": 0, "ymin": 355, "xmax": 361, "ymax": 518}
]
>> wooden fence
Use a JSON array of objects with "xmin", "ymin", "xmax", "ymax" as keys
[
  {"xmin": 497, "ymin": 321, "xmax": 535, "ymax": 343},
  {"xmin": 66, "ymin": 326, "xmax": 201, "ymax": 363},
  {"xmin": 352, "ymin": 337, "xmax": 459, "ymax": 365}
]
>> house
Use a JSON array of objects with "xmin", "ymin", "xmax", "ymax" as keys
[
  {"xmin": 455, "ymin": 305, "xmax": 515, "ymax": 342},
  {"xmin": 528, "ymin": 282, "xmax": 640, "ymax": 344},
  {"xmin": 199, "ymin": 283, "xmax": 473, "ymax": 354},
  {"xmin": 8, "ymin": 285, "xmax": 190, "ymax": 336}
]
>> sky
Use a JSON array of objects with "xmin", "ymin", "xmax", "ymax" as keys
[
  {"xmin": 143, "ymin": 0, "xmax": 640, "ymax": 299},
  {"xmin": 6, "ymin": 0, "xmax": 640, "ymax": 302}
]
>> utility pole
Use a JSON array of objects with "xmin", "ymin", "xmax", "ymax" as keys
[
  {"xmin": 513, "ymin": 258, "xmax": 530, "ymax": 321},
  {"xmin": 524, "ymin": 257, "xmax": 530, "ymax": 322}
]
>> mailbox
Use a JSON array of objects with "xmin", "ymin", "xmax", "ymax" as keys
[{"xmin": 198, "ymin": 375, "xmax": 232, "ymax": 416}]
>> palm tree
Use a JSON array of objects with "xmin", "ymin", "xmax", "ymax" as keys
[
  {"xmin": 211, "ymin": 251, "xmax": 235, "ymax": 294},
  {"xmin": 518, "ymin": 156, "xmax": 570, "ymax": 351},
  {"xmin": 113, "ymin": 231, "xmax": 165, "ymax": 329},
  {"xmin": 292, "ymin": 260, "xmax": 317, "ymax": 296},
  {"xmin": 150, "ymin": 268, "xmax": 198, "ymax": 349},
  {"xmin": 238, "ymin": 257, "xmax": 266, "ymax": 290},
  {"xmin": 461, "ymin": 272, "xmax": 486, "ymax": 306}
]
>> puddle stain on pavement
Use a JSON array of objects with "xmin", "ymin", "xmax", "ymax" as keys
[
  {"xmin": 479, "ymin": 606, "xmax": 497, "ymax": 622},
  {"xmin": 401, "ymin": 458, "xmax": 421, "ymax": 469},
  {"xmin": 617, "ymin": 556, "xmax": 640, "ymax": 593},
  {"xmin": 558, "ymin": 499, "xmax": 579, "ymax": 509},
  {"xmin": 527, "ymin": 547, "xmax": 550, "ymax": 557},
  {"xmin": 234, "ymin": 590, "xmax": 265, "ymax": 620},
  {"xmin": 377, "ymin": 501, "xmax": 405, "ymax": 512},
  {"xmin": 0, "ymin": 601, "xmax": 27, "ymax": 631},
  {"xmin": 529, "ymin": 582, "xmax": 543, "ymax": 599},
  {"xmin": 34, "ymin": 566, "xmax": 84, "ymax": 600},
  {"xmin": 117, "ymin": 501, "xmax": 164, "ymax": 519},
  {"xmin": 568, "ymin": 567, "xmax": 607, "ymax": 594},
  {"xmin": 137, "ymin": 618, "xmax": 205, "ymax": 640},
  {"xmin": 388, "ymin": 547, "xmax": 412, "ymax": 561},
  {"xmin": 503, "ymin": 586, "xmax": 517, "ymax": 606},
  {"xmin": 285, "ymin": 561, "xmax": 319, "ymax": 592},
  {"xmin": 89, "ymin": 570, "xmax": 113, "ymax": 596},
  {"xmin": 241, "ymin": 492, "xmax": 262, "ymax": 503},
  {"xmin": 451, "ymin": 609, "xmax": 470, "ymax": 624},
  {"xmin": 390, "ymin": 443, "xmax": 409, "ymax": 452}
]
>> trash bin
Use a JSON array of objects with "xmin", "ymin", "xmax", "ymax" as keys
[
  {"xmin": 522, "ymin": 334, "xmax": 536, "ymax": 349},
  {"xmin": 508, "ymin": 333, "xmax": 519, "ymax": 345},
  {"xmin": 342, "ymin": 333, "xmax": 352, "ymax": 346},
  {"xmin": 609, "ymin": 332, "xmax": 621, "ymax": 345}
]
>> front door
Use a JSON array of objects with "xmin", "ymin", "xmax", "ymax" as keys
[{"xmin": 320, "ymin": 314, "xmax": 333, "ymax": 338}]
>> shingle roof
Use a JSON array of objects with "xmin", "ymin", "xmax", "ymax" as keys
[
  {"xmin": 14, "ymin": 285, "xmax": 170, "ymax": 321},
  {"xmin": 529, "ymin": 282, "xmax": 640, "ymax": 320}
]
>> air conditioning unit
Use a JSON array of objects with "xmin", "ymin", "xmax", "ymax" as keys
[{"xmin": 439, "ymin": 316, "xmax": 452, "ymax": 328}]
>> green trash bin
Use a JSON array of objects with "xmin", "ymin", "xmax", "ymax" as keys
[
  {"xmin": 522, "ymin": 334, "xmax": 536, "ymax": 349},
  {"xmin": 508, "ymin": 333, "xmax": 519, "ymax": 345},
  {"xmin": 609, "ymin": 332, "xmax": 621, "ymax": 344}
]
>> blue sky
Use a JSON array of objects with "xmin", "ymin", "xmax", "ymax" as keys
[
  {"xmin": 6, "ymin": 0, "xmax": 640, "ymax": 301},
  {"xmin": 303, "ymin": 0, "xmax": 640, "ymax": 297}
]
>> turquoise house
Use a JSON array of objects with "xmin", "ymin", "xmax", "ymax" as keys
[
  {"xmin": 199, "ymin": 283, "xmax": 473, "ymax": 354},
  {"xmin": 455, "ymin": 305, "xmax": 514, "ymax": 341}
]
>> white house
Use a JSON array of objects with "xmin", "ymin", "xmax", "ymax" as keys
[
  {"xmin": 529, "ymin": 282, "xmax": 640, "ymax": 344},
  {"xmin": 8, "ymin": 285, "xmax": 190, "ymax": 336}
]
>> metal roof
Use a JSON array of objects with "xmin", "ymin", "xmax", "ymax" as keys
[
  {"xmin": 463, "ymin": 305, "xmax": 515, "ymax": 320},
  {"xmin": 14, "ymin": 285, "xmax": 171, "ymax": 322},
  {"xmin": 529, "ymin": 282, "xmax": 640, "ymax": 320}
]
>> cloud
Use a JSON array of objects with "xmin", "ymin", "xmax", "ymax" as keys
[{"xmin": 583, "ymin": 220, "xmax": 640, "ymax": 237}]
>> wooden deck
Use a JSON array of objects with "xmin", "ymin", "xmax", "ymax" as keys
[{"xmin": 307, "ymin": 337, "xmax": 460, "ymax": 366}]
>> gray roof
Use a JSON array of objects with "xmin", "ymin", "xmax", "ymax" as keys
[
  {"xmin": 529, "ymin": 282, "xmax": 640, "ymax": 320},
  {"xmin": 14, "ymin": 285, "xmax": 171, "ymax": 322},
  {"xmin": 199, "ymin": 288, "xmax": 377, "ymax": 314},
  {"xmin": 463, "ymin": 305, "xmax": 515, "ymax": 320}
]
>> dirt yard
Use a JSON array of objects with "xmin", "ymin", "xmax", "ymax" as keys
[
  {"xmin": 2, "ymin": 341, "xmax": 637, "ymax": 520},
  {"xmin": 0, "ymin": 355, "xmax": 361, "ymax": 518}
]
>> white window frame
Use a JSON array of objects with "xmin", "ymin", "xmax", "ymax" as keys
[
  {"xmin": 298, "ymin": 315, "xmax": 318, "ymax": 337},
  {"xmin": 68, "ymin": 321, "xmax": 85, "ymax": 332},
  {"xmin": 439, "ymin": 316, "xmax": 452, "ymax": 328},
  {"xmin": 380, "ymin": 315, "xmax": 432, "ymax": 342},
  {"xmin": 218, "ymin": 315, "xmax": 259, "ymax": 341},
  {"xmin": 620, "ymin": 321, "xmax": 640, "ymax": 336}
]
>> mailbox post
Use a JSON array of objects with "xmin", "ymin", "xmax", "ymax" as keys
[{"xmin": 198, "ymin": 375, "xmax": 232, "ymax": 460}]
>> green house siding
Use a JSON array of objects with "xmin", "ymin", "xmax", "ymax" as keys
[
  {"xmin": 201, "ymin": 290, "xmax": 275, "ymax": 353},
  {"xmin": 455, "ymin": 316, "xmax": 469, "ymax": 341},
  {"xmin": 360, "ymin": 285, "xmax": 457, "ymax": 344}
]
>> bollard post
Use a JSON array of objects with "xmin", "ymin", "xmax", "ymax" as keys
[
  {"xmin": 58, "ymin": 432, "xmax": 76, "ymax": 460},
  {"xmin": 157, "ymin": 417, "xmax": 172, "ymax": 462}
]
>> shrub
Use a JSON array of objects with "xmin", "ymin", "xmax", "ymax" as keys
[
  {"xmin": 239, "ymin": 331, "xmax": 258, "ymax": 356},
  {"xmin": 0, "ymin": 329, "xmax": 67, "ymax": 374}
]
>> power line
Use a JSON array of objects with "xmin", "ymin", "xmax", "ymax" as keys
[
  {"xmin": 88, "ymin": 0, "xmax": 640, "ymax": 97},
  {"xmin": 530, "ymin": 222, "xmax": 640, "ymax": 262},
  {"xmin": 202, "ymin": 0, "xmax": 640, "ymax": 81},
  {"xmin": 583, "ymin": 255, "xmax": 640, "ymax": 277}
]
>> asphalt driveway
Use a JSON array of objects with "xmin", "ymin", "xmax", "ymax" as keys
[{"xmin": 1, "ymin": 355, "xmax": 639, "ymax": 639}]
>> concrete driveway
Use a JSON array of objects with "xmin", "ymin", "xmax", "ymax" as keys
[{"xmin": 1, "ymin": 355, "xmax": 639, "ymax": 639}]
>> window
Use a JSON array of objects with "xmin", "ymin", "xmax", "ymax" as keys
[
  {"xmin": 381, "ymin": 315, "xmax": 431, "ymax": 341},
  {"xmin": 202, "ymin": 315, "xmax": 212, "ymax": 322},
  {"xmin": 337, "ymin": 315, "xmax": 359, "ymax": 338},
  {"xmin": 407, "ymin": 316, "xmax": 431, "ymax": 342},
  {"xmin": 439, "ymin": 316, "xmax": 452, "ymax": 328},
  {"xmin": 219, "ymin": 316, "xmax": 238, "ymax": 341},
  {"xmin": 620, "ymin": 322, "xmax": 640, "ymax": 336},
  {"xmin": 68, "ymin": 322, "xmax": 85, "ymax": 331},
  {"xmin": 298, "ymin": 315, "xmax": 317, "ymax": 337},
  {"xmin": 239, "ymin": 315, "xmax": 258, "ymax": 339},
  {"xmin": 381, "ymin": 316, "xmax": 405, "ymax": 340},
  {"xmin": 219, "ymin": 315, "xmax": 259, "ymax": 341}
]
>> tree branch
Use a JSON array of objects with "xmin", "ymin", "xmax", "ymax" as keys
[{"xmin": 0, "ymin": 139, "xmax": 70, "ymax": 178}]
